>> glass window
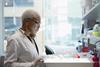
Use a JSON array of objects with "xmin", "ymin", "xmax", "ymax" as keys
[
  {"xmin": 15, "ymin": 17, "xmax": 22, "ymax": 28},
  {"xmin": 14, "ymin": 0, "xmax": 34, "ymax": 7},
  {"xmin": 4, "ymin": 0, "xmax": 34, "ymax": 7},
  {"xmin": 4, "ymin": 17, "xmax": 21, "ymax": 39},
  {"xmin": 4, "ymin": 0, "xmax": 13, "ymax": 7},
  {"xmin": 4, "ymin": 17, "xmax": 14, "ymax": 30},
  {"xmin": 44, "ymin": 0, "xmax": 82, "ymax": 46},
  {"xmin": 4, "ymin": 17, "xmax": 14, "ymax": 39}
]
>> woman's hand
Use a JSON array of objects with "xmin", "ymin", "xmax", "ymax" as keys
[{"xmin": 32, "ymin": 57, "xmax": 44, "ymax": 67}]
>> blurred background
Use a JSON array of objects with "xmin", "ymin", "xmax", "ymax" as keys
[{"xmin": 2, "ymin": 0, "xmax": 82, "ymax": 56}]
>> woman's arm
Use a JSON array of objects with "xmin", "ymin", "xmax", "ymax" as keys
[
  {"xmin": 5, "ymin": 39, "xmax": 44, "ymax": 67},
  {"xmin": 5, "ymin": 39, "xmax": 33, "ymax": 67},
  {"xmin": 7, "ymin": 57, "xmax": 43, "ymax": 67}
]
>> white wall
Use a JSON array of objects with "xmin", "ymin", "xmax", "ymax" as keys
[
  {"xmin": 0, "ymin": 0, "xmax": 4, "ymax": 56},
  {"xmin": 4, "ymin": 0, "xmax": 43, "ymax": 17}
]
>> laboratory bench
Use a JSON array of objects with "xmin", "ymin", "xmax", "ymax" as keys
[{"xmin": 43, "ymin": 55, "xmax": 93, "ymax": 67}]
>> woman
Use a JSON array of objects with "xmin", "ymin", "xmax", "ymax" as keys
[{"xmin": 5, "ymin": 10, "xmax": 46, "ymax": 67}]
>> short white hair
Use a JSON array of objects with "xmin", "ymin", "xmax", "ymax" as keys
[{"xmin": 21, "ymin": 9, "xmax": 40, "ymax": 26}]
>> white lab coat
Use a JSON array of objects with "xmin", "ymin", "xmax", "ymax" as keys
[{"xmin": 5, "ymin": 29, "xmax": 46, "ymax": 67}]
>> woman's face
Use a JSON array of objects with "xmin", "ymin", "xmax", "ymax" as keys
[{"xmin": 28, "ymin": 20, "xmax": 40, "ymax": 37}]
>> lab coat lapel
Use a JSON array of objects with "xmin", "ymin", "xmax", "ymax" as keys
[{"xmin": 18, "ymin": 30, "xmax": 35, "ymax": 48}]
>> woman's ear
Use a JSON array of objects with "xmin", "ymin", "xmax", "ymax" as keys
[
  {"xmin": 24, "ymin": 22, "xmax": 30, "ymax": 32},
  {"xmin": 27, "ymin": 22, "xmax": 33, "ymax": 32}
]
